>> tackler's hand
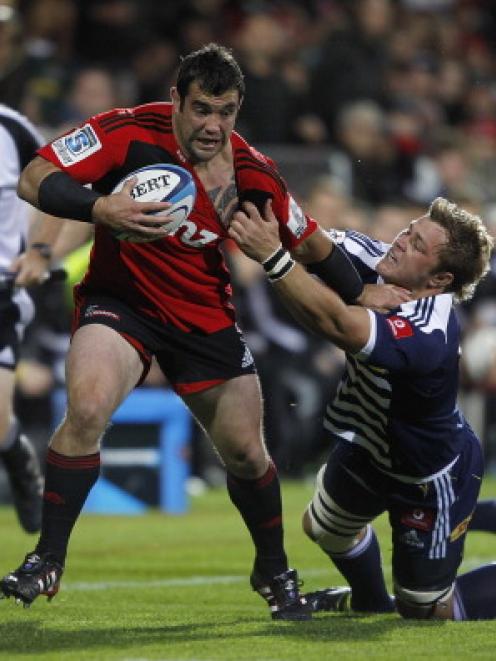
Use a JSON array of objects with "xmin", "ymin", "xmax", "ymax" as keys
[{"xmin": 357, "ymin": 283, "xmax": 412, "ymax": 313}]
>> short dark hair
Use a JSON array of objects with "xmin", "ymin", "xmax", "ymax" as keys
[
  {"xmin": 429, "ymin": 197, "xmax": 494, "ymax": 301},
  {"xmin": 176, "ymin": 43, "xmax": 245, "ymax": 101}
]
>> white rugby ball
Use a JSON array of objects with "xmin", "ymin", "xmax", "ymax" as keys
[{"xmin": 111, "ymin": 163, "xmax": 196, "ymax": 242}]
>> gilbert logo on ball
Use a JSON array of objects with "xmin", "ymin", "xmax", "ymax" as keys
[{"xmin": 111, "ymin": 164, "xmax": 196, "ymax": 242}]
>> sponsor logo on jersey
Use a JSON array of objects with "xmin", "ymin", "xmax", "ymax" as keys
[
  {"xmin": 400, "ymin": 508, "xmax": 434, "ymax": 531},
  {"xmin": 287, "ymin": 195, "xmax": 307, "ymax": 239},
  {"xmin": 399, "ymin": 529, "xmax": 424, "ymax": 548},
  {"xmin": 84, "ymin": 305, "xmax": 120, "ymax": 321},
  {"xmin": 450, "ymin": 513, "xmax": 473, "ymax": 542},
  {"xmin": 328, "ymin": 229, "xmax": 346, "ymax": 244},
  {"xmin": 386, "ymin": 315, "xmax": 414, "ymax": 339},
  {"xmin": 51, "ymin": 124, "xmax": 102, "ymax": 165}
]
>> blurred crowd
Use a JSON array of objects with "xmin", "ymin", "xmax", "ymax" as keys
[{"xmin": 2, "ymin": 0, "xmax": 496, "ymax": 483}]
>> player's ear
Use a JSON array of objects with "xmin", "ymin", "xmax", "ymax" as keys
[
  {"xmin": 171, "ymin": 87, "xmax": 180, "ymax": 111},
  {"xmin": 429, "ymin": 270, "xmax": 453, "ymax": 291}
]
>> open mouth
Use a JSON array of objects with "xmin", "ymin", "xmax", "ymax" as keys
[{"xmin": 196, "ymin": 137, "xmax": 220, "ymax": 149}]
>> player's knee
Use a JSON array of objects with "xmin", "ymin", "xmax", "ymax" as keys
[
  {"xmin": 304, "ymin": 465, "xmax": 368, "ymax": 554},
  {"xmin": 394, "ymin": 583, "xmax": 454, "ymax": 620},
  {"xmin": 303, "ymin": 503, "xmax": 366, "ymax": 554},
  {"xmin": 219, "ymin": 435, "xmax": 268, "ymax": 478},
  {"xmin": 65, "ymin": 389, "xmax": 114, "ymax": 436}
]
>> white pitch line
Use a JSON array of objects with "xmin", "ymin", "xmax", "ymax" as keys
[
  {"xmin": 66, "ymin": 568, "xmax": 331, "ymax": 592},
  {"xmin": 64, "ymin": 557, "xmax": 490, "ymax": 592}
]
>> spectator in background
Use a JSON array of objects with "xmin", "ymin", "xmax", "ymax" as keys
[
  {"xmin": 56, "ymin": 66, "xmax": 121, "ymax": 130},
  {"xmin": 310, "ymin": 0, "xmax": 393, "ymax": 139},
  {"xmin": 0, "ymin": 4, "xmax": 31, "ymax": 109},
  {"xmin": 233, "ymin": 11, "xmax": 295, "ymax": 144},
  {"xmin": 329, "ymin": 100, "xmax": 412, "ymax": 205}
]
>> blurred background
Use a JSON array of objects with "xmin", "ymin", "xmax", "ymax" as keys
[{"xmin": 3, "ymin": 0, "xmax": 496, "ymax": 507}]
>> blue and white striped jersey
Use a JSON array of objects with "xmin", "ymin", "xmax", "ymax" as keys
[{"xmin": 324, "ymin": 229, "xmax": 472, "ymax": 482}]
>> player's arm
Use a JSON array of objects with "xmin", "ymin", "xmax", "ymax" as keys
[
  {"xmin": 229, "ymin": 201, "xmax": 370, "ymax": 352},
  {"xmin": 9, "ymin": 208, "xmax": 66, "ymax": 287},
  {"xmin": 17, "ymin": 154, "xmax": 172, "ymax": 241},
  {"xmin": 292, "ymin": 221, "xmax": 411, "ymax": 311}
]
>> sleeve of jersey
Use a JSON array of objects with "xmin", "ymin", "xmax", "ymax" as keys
[
  {"xmin": 238, "ymin": 161, "xmax": 317, "ymax": 249},
  {"xmin": 354, "ymin": 309, "xmax": 444, "ymax": 373},
  {"xmin": 329, "ymin": 229, "xmax": 389, "ymax": 280},
  {"xmin": 36, "ymin": 114, "xmax": 125, "ymax": 184}
]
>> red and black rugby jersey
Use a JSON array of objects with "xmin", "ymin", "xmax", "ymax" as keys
[{"xmin": 38, "ymin": 102, "xmax": 317, "ymax": 333}]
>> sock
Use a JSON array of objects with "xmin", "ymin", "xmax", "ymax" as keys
[
  {"xmin": 226, "ymin": 460, "xmax": 288, "ymax": 578},
  {"xmin": 329, "ymin": 525, "xmax": 394, "ymax": 612},
  {"xmin": 468, "ymin": 500, "xmax": 496, "ymax": 533},
  {"xmin": 0, "ymin": 418, "xmax": 21, "ymax": 453},
  {"xmin": 454, "ymin": 564, "xmax": 496, "ymax": 620},
  {"xmin": 35, "ymin": 448, "xmax": 100, "ymax": 565}
]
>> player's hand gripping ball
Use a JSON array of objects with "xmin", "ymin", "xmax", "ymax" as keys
[{"xmin": 111, "ymin": 164, "xmax": 196, "ymax": 242}]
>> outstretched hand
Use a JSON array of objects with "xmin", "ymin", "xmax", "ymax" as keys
[{"xmin": 228, "ymin": 199, "xmax": 282, "ymax": 262}]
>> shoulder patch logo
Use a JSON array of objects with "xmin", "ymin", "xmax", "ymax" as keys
[
  {"xmin": 287, "ymin": 195, "xmax": 307, "ymax": 239},
  {"xmin": 386, "ymin": 315, "xmax": 414, "ymax": 339},
  {"xmin": 51, "ymin": 124, "xmax": 102, "ymax": 166}
]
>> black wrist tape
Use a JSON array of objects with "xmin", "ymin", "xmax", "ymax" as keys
[
  {"xmin": 307, "ymin": 243, "xmax": 364, "ymax": 303},
  {"xmin": 262, "ymin": 246, "xmax": 296, "ymax": 282},
  {"xmin": 38, "ymin": 171, "xmax": 102, "ymax": 223}
]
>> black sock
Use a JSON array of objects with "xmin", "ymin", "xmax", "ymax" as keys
[
  {"xmin": 329, "ymin": 526, "xmax": 394, "ymax": 612},
  {"xmin": 468, "ymin": 500, "xmax": 496, "ymax": 533},
  {"xmin": 35, "ymin": 448, "xmax": 100, "ymax": 565},
  {"xmin": 226, "ymin": 460, "xmax": 288, "ymax": 578},
  {"xmin": 454, "ymin": 564, "xmax": 496, "ymax": 620}
]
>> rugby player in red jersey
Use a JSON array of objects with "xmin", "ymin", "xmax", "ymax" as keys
[{"xmin": 0, "ymin": 44, "xmax": 408, "ymax": 617}]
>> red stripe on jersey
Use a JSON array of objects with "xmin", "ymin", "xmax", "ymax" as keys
[
  {"xmin": 102, "ymin": 119, "xmax": 173, "ymax": 134},
  {"xmin": 98, "ymin": 111, "xmax": 172, "ymax": 127},
  {"xmin": 175, "ymin": 378, "xmax": 227, "ymax": 395}
]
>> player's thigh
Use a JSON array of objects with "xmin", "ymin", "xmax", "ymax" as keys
[
  {"xmin": 183, "ymin": 373, "xmax": 266, "ymax": 468},
  {"xmin": 65, "ymin": 324, "xmax": 143, "ymax": 424},
  {"xmin": 391, "ymin": 434, "xmax": 483, "ymax": 614},
  {"xmin": 305, "ymin": 439, "xmax": 386, "ymax": 551}
]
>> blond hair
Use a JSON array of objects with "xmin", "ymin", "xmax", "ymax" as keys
[{"xmin": 429, "ymin": 197, "xmax": 493, "ymax": 301}]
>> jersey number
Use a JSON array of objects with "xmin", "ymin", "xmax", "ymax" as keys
[{"xmin": 172, "ymin": 219, "xmax": 218, "ymax": 247}]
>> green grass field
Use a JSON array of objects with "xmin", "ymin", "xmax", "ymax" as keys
[{"xmin": 1, "ymin": 477, "xmax": 496, "ymax": 661}]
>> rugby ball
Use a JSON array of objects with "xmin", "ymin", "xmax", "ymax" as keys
[{"xmin": 111, "ymin": 163, "xmax": 196, "ymax": 242}]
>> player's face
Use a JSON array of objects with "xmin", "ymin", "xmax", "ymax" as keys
[
  {"xmin": 172, "ymin": 82, "xmax": 241, "ymax": 163},
  {"xmin": 376, "ymin": 216, "xmax": 449, "ymax": 291}
]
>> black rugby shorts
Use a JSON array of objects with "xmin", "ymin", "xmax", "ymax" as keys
[{"xmin": 73, "ymin": 294, "xmax": 256, "ymax": 394}]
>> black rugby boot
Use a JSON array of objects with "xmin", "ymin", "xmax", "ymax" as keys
[
  {"xmin": 1, "ymin": 435, "xmax": 43, "ymax": 533},
  {"xmin": 250, "ymin": 568, "xmax": 312, "ymax": 621},
  {"xmin": 0, "ymin": 552, "xmax": 63, "ymax": 607},
  {"xmin": 304, "ymin": 586, "xmax": 352, "ymax": 613}
]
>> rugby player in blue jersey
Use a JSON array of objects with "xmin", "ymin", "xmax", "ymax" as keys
[{"xmin": 229, "ymin": 196, "xmax": 496, "ymax": 620}]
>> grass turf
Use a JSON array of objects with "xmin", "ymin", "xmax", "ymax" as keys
[{"xmin": 0, "ymin": 477, "xmax": 495, "ymax": 660}]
